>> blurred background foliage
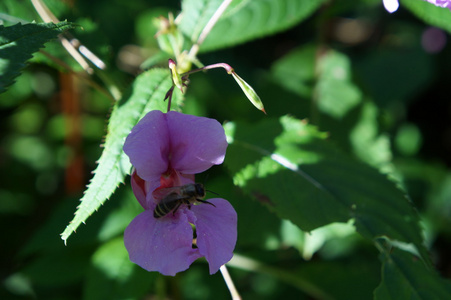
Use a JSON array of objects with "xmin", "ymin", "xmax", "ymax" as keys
[{"xmin": 1, "ymin": 0, "xmax": 451, "ymax": 299}]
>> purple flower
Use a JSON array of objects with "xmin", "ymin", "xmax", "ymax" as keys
[
  {"xmin": 427, "ymin": 0, "xmax": 451, "ymax": 9},
  {"xmin": 123, "ymin": 110, "xmax": 237, "ymax": 276}
]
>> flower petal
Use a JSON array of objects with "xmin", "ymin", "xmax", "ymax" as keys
[
  {"xmin": 166, "ymin": 111, "xmax": 228, "ymax": 174},
  {"xmin": 123, "ymin": 110, "xmax": 169, "ymax": 185},
  {"xmin": 130, "ymin": 171, "xmax": 149, "ymax": 209},
  {"xmin": 124, "ymin": 210, "xmax": 202, "ymax": 276},
  {"xmin": 191, "ymin": 198, "xmax": 237, "ymax": 274}
]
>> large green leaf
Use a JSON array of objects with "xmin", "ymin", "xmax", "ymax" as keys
[
  {"xmin": 374, "ymin": 247, "xmax": 451, "ymax": 299},
  {"xmin": 401, "ymin": 0, "xmax": 451, "ymax": 33},
  {"xmin": 0, "ymin": 21, "xmax": 74, "ymax": 94},
  {"xmin": 61, "ymin": 68, "xmax": 182, "ymax": 243},
  {"xmin": 224, "ymin": 115, "xmax": 430, "ymax": 265},
  {"xmin": 179, "ymin": 0, "xmax": 327, "ymax": 52}
]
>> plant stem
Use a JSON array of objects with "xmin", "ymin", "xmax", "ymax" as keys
[
  {"xmin": 188, "ymin": 0, "xmax": 233, "ymax": 59},
  {"xmin": 179, "ymin": 62, "xmax": 265, "ymax": 113},
  {"xmin": 31, "ymin": 0, "xmax": 122, "ymax": 101},
  {"xmin": 181, "ymin": 63, "xmax": 234, "ymax": 78},
  {"xmin": 31, "ymin": 0, "xmax": 93, "ymax": 74},
  {"xmin": 220, "ymin": 265, "xmax": 241, "ymax": 300}
]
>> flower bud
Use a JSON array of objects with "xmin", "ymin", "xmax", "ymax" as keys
[
  {"xmin": 169, "ymin": 59, "xmax": 184, "ymax": 92},
  {"xmin": 231, "ymin": 71, "xmax": 266, "ymax": 114}
]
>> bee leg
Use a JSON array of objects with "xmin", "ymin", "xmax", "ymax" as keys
[
  {"xmin": 183, "ymin": 199, "xmax": 192, "ymax": 210},
  {"xmin": 197, "ymin": 199, "xmax": 216, "ymax": 207},
  {"xmin": 172, "ymin": 202, "xmax": 183, "ymax": 215}
]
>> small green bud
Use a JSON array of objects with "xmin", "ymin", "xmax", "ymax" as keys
[
  {"xmin": 169, "ymin": 59, "xmax": 184, "ymax": 93},
  {"xmin": 230, "ymin": 71, "xmax": 266, "ymax": 114}
]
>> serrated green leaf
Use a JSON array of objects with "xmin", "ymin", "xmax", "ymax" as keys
[
  {"xmin": 374, "ymin": 247, "xmax": 451, "ymax": 299},
  {"xmin": 224, "ymin": 115, "xmax": 430, "ymax": 265},
  {"xmin": 0, "ymin": 21, "xmax": 74, "ymax": 94},
  {"xmin": 61, "ymin": 68, "xmax": 182, "ymax": 243},
  {"xmin": 179, "ymin": 0, "xmax": 327, "ymax": 52},
  {"xmin": 401, "ymin": 0, "xmax": 451, "ymax": 33}
]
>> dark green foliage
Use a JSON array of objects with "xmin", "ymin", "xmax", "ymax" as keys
[
  {"xmin": 0, "ymin": 22, "xmax": 74, "ymax": 94},
  {"xmin": 2, "ymin": 0, "xmax": 451, "ymax": 299}
]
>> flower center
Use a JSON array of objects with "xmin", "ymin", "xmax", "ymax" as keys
[
  {"xmin": 159, "ymin": 166, "xmax": 178, "ymax": 189},
  {"xmin": 152, "ymin": 166, "xmax": 181, "ymax": 201}
]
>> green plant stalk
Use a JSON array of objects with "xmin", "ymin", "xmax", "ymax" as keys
[
  {"xmin": 187, "ymin": 0, "xmax": 234, "ymax": 60},
  {"xmin": 180, "ymin": 63, "xmax": 266, "ymax": 113}
]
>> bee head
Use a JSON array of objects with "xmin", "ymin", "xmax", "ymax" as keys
[{"xmin": 195, "ymin": 183, "xmax": 206, "ymax": 198}]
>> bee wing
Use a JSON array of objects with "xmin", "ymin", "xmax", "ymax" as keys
[
  {"xmin": 161, "ymin": 192, "xmax": 185, "ymax": 202},
  {"xmin": 152, "ymin": 186, "xmax": 183, "ymax": 200}
]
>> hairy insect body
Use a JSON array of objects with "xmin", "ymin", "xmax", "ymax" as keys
[{"xmin": 153, "ymin": 183, "xmax": 215, "ymax": 218}]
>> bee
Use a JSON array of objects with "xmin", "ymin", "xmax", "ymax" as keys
[{"xmin": 153, "ymin": 183, "xmax": 216, "ymax": 218}]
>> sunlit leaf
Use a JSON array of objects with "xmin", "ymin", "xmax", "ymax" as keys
[
  {"xmin": 61, "ymin": 68, "xmax": 183, "ymax": 243},
  {"xmin": 179, "ymin": 0, "xmax": 327, "ymax": 52},
  {"xmin": 224, "ymin": 115, "xmax": 430, "ymax": 265},
  {"xmin": 271, "ymin": 44, "xmax": 316, "ymax": 98},
  {"xmin": 316, "ymin": 50, "xmax": 362, "ymax": 118},
  {"xmin": 0, "ymin": 21, "xmax": 74, "ymax": 94},
  {"xmin": 350, "ymin": 102, "xmax": 393, "ymax": 170}
]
